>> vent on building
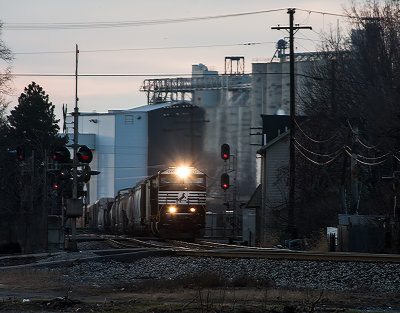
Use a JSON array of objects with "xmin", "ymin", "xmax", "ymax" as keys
[{"xmin": 125, "ymin": 115, "xmax": 134, "ymax": 125}]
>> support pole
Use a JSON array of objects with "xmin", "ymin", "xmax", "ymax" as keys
[
  {"xmin": 272, "ymin": 9, "xmax": 311, "ymax": 240},
  {"xmin": 68, "ymin": 44, "xmax": 80, "ymax": 251},
  {"xmin": 288, "ymin": 8, "xmax": 296, "ymax": 239}
]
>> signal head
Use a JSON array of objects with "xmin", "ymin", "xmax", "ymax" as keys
[
  {"xmin": 221, "ymin": 144, "xmax": 230, "ymax": 160},
  {"xmin": 221, "ymin": 173, "xmax": 230, "ymax": 190},
  {"xmin": 77, "ymin": 145, "xmax": 93, "ymax": 163},
  {"xmin": 53, "ymin": 146, "xmax": 71, "ymax": 163}
]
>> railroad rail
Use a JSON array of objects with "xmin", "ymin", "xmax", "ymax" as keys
[{"xmin": 2, "ymin": 235, "xmax": 400, "ymax": 267}]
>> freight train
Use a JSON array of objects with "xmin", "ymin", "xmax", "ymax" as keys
[{"xmin": 83, "ymin": 166, "xmax": 207, "ymax": 239}]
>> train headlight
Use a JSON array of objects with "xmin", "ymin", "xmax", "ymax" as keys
[
  {"xmin": 177, "ymin": 166, "xmax": 190, "ymax": 178},
  {"xmin": 190, "ymin": 207, "xmax": 196, "ymax": 213},
  {"xmin": 168, "ymin": 206, "xmax": 177, "ymax": 213}
]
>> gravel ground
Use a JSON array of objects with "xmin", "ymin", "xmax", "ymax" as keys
[
  {"xmin": 48, "ymin": 255, "xmax": 400, "ymax": 294},
  {"xmin": 2, "ymin": 242, "xmax": 400, "ymax": 312}
]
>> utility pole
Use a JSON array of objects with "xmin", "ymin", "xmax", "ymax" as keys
[
  {"xmin": 272, "ymin": 8, "xmax": 311, "ymax": 239},
  {"xmin": 67, "ymin": 44, "xmax": 80, "ymax": 251}
]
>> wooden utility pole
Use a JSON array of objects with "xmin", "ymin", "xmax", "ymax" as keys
[
  {"xmin": 67, "ymin": 44, "xmax": 80, "ymax": 251},
  {"xmin": 272, "ymin": 8, "xmax": 311, "ymax": 239}
]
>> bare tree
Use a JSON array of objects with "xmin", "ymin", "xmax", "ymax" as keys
[{"xmin": 296, "ymin": 1, "xmax": 400, "ymax": 225}]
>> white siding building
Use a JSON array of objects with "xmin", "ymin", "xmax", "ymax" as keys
[
  {"xmin": 66, "ymin": 102, "xmax": 204, "ymax": 205},
  {"xmin": 257, "ymin": 130, "xmax": 290, "ymax": 246}
]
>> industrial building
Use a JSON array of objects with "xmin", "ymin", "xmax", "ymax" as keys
[
  {"xmin": 69, "ymin": 52, "xmax": 316, "ymax": 243},
  {"xmin": 66, "ymin": 101, "xmax": 205, "ymax": 204}
]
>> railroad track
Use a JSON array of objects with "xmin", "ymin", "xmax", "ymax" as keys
[
  {"xmin": 104, "ymin": 237, "xmax": 400, "ymax": 263},
  {"xmin": 3, "ymin": 233, "xmax": 400, "ymax": 267},
  {"xmin": 130, "ymin": 238, "xmax": 400, "ymax": 263},
  {"xmin": 176, "ymin": 247, "xmax": 400, "ymax": 263}
]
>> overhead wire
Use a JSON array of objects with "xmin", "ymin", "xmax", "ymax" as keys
[
  {"xmin": 344, "ymin": 146, "xmax": 391, "ymax": 160},
  {"xmin": 294, "ymin": 118, "xmax": 340, "ymax": 143},
  {"xmin": 354, "ymin": 135, "xmax": 379, "ymax": 150},
  {"xmin": 295, "ymin": 143, "xmax": 342, "ymax": 166},
  {"xmin": 1, "ymin": 72, "xmax": 316, "ymax": 78},
  {"xmin": 294, "ymin": 138, "xmax": 344, "ymax": 157},
  {"xmin": 343, "ymin": 148, "xmax": 389, "ymax": 166},
  {"xmin": 4, "ymin": 8, "xmax": 287, "ymax": 31},
  {"xmin": 347, "ymin": 120, "xmax": 379, "ymax": 149},
  {"xmin": 296, "ymin": 8, "xmax": 353, "ymax": 19},
  {"xmin": 393, "ymin": 154, "xmax": 400, "ymax": 163},
  {"xmin": 14, "ymin": 41, "xmax": 274, "ymax": 55},
  {"xmin": 3, "ymin": 8, "xmax": 352, "ymax": 32}
]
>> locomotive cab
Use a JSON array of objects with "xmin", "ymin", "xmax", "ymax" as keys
[{"xmin": 155, "ymin": 167, "xmax": 207, "ymax": 238}]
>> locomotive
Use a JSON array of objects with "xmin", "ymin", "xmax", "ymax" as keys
[{"xmin": 85, "ymin": 166, "xmax": 207, "ymax": 239}]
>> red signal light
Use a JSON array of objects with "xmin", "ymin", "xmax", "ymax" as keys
[
  {"xmin": 77, "ymin": 145, "xmax": 93, "ymax": 164},
  {"xmin": 53, "ymin": 146, "xmax": 71, "ymax": 163},
  {"xmin": 221, "ymin": 144, "xmax": 230, "ymax": 161},
  {"xmin": 221, "ymin": 173, "xmax": 229, "ymax": 190}
]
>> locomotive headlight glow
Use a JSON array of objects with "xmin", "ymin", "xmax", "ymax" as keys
[
  {"xmin": 190, "ymin": 207, "xmax": 196, "ymax": 213},
  {"xmin": 168, "ymin": 206, "xmax": 177, "ymax": 213},
  {"xmin": 176, "ymin": 166, "xmax": 190, "ymax": 178}
]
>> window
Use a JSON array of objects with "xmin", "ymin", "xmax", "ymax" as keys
[{"xmin": 125, "ymin": 115, "xmax": 134, "ymax": 125}]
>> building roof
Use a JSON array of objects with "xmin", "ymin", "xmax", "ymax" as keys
[
  {"xmin": 257, "ymin": 130, "xmax": 290, "ymax": 155},
  {"xmin": 79, "ymin": 101, "xmax": 192, "ymax": 116}
]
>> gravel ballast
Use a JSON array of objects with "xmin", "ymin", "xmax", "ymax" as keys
[{"xmin": 52, "ymin": 256, "xmax": 400, "ymax": 293}]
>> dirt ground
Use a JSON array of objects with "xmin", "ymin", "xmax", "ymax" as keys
[{"xmin": 0, "ymin": 267, "xmax": 399, "ymax": 312}]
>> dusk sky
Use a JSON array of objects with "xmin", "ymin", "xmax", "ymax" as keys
[{"xmin": 1, "ymin": 0, "xmax": 349, "ymax": 122}]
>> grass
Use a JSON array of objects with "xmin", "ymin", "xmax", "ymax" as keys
[
  {"xmin": 0, "ymin": 267, "xmax": 64, "ymax": 290},
  {"xmin": 0, "ymin": 267, "xmax": 398, "ymax": 312}
]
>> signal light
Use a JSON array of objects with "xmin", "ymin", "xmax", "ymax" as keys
[
  {"xmin": 9, "ymin": 147, "xmax": 25, "ymax": 161},
  {"xmin": 53, "ymin": 146, "xmax": 71, "ymax": 163},
  {"xmin": 16, "ymin": 147, "xmax": 25, "ymax": 161},
  {"xmin": 78, "ymin": 165, "xmax": 92, "ymax": 183},
  {"xmin": 221, "ymin": 173, "xmax": 230, "ymax": 190},
  {"xmin": 77, "ymin": 145, "xmax": 93, "ymax": 164},
  {"xmin": 221, "ymin": 144, "xmax": 230, "ymax": 160}
]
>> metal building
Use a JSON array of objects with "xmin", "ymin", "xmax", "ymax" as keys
[{"xmin": 66, "ymin": 101, "xmax": 205, "ymax": 204}]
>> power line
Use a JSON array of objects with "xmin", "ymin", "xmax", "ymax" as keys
[
  {"xmin": 295, "ymin": 143, "xmax": 342, "ymax": 166},
  {"xmin": 347, "ymin": 120, "xmax": 380, "ymax": 150},
  {"xmin": 294, "ymin": 138, "xmax": 344, "ymax": 157},
  {"xmin": 0, "ymin": 71, "xmax": 343, "ymax": 78},
  {"xmin": 294, "ymin": 118, "xmax": 340, "ymax": 143},
  {"xmin": 296, "ymin": 8, "xmax": 351, "ymax": 18},
  {"xmin": 14, "ymin": 41, "xmax": 274, "ymax": 55},
  {"xmin": 4, "ymin": 8, "xmax": 286, "ymax": 31},
  {"xmin": 343, "ymin": 148, "xmax": 389, "ymax": 166},
  {"xmin": 345, "ymin": 145, "xmax": 391, "ymax": 161}
]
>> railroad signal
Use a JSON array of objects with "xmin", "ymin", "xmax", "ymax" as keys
[
  {"xmin": 221, "ymin": 144, "xmax": 230, "ymax": 160},
  {"xmin": 47, "ymin": 171, "xmax": 62, "ymax": 197},
  {"xmin": 16, "ymin": 147, "xmax": 25, "ymax": 161},
  {"xmin": 221, "ymin": 173, "xmax": 230, "ymax": 190},
  {"xmin": 76, "ymin": 145, "xmax": 93, "ymax": 164},
  {"xmin": 60, "ymin": 167, "xmax": 71, "ymax": 180},
  {"xmin": 78, "ymin": 165, "xmax": 93, "ymax": 183},
  {"xmin": 9, "ymin": 146, "xmax": 25, "ymax": 161},
  {"xmin": 53, "ymin": 146, "xmax": 71, "ymax": 163}
]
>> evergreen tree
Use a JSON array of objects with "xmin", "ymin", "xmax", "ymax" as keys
[
  {"xmin": 4, "ymin": 82, "xmax": 66, "ymax": 253},
  {"xmin": 8, "ymin": 81, "xmax": 65, "ymax": 158}
]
